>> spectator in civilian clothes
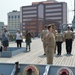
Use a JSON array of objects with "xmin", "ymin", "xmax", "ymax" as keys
[
  {"xmin": 16, "ymin": 29, "xmax": 23, "ymax": 48},
  {"xmin": 2, "ymin": 27, "xmax": 10, "ymax": 51},
  {"xmin": 25, "ymin": 31, "xmax": 32, "ymax": 51}
]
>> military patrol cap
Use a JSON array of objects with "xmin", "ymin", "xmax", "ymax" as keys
[
  {"xmin": 51, "ymin": 23, "xmax": 56, "ymax": 29},
  {"xmin": 44, "ymin": 24, "xmax": 48, "ymax": 28},
  {"xmin": 47, "ymin": 24, "xmax": 52, "ymax": 29},
  {"xmin": 47, "ymin": 24, "xmax": 52, "ymax": 27},
  {"xmin": 44, "ymin": 24, "xmax": 47, "ymax": 27},
  {"xmin": 67, "ymin": 26, "xmax": 70, "ymax": 29},
  {"xmin": 51, "ymin": 23, "xmax": 55, "ymax": 26},
  {"xmin": 47, "ymin": 23, "xmax": 56, "ymax": 29}
]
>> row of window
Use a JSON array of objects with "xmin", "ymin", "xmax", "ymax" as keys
[
  {"xmin": 8, "ymin": 15, "xmax": 20, "ymax": 19},
  {"xmin": 8, "ymin": 22, "xmax": 20, "ymax": 24},
  {"xmin": 8, "ymin": 26, "xmax": 20, "ymax": 28},
  {"xmin": 8, "ymin": 24, "xmax": 20, "ymax": 26}
]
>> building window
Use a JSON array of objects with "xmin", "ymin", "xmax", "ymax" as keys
[
  {"xmin": 18, "ymin": 15, "xmax": 20, "ymax": 18},
  {"xmin": 12, "ymin": 16, "xmax": 13, "ymax": 19},
  {"xmin": 8, "ymin": 16, "xmax": 10, "ymax": 19},
  {"xmin": 15, "ymin": 16, "xmax": 16, "ymax": 18},
  {"xmin": 2, "ymin": 26, "xmax": 3, "ymax": 28}
]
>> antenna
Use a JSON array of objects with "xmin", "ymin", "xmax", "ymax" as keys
[{"xmin": 72, "ymin": 0, "xmax": 75, "ymax": 29}]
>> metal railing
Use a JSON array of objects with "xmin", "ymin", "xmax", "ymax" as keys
[
  {"xmin": 10, "ymin": 67, "xmax": 16, "ymax": 75},
  {"xmin": 0, "ymin": 73, "xmax": 3, "ymax": 75}
]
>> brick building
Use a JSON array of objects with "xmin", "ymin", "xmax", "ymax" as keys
[{"xmin": 20, "ymin": 1, "xmax": 67, "ymax": 36}]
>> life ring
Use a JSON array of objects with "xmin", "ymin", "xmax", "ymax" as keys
[
  {"xmin": 22, "ymin": 65, "xmax": 39, "ymax": 75},
  {"xmin": 56, "ymin": 67, "xmax": 74, "ymax": 75}
]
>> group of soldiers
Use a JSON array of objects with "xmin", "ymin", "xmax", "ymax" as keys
[{"xmin": 41, "ymin": 24, "xmax": 74, "ymax": 64}]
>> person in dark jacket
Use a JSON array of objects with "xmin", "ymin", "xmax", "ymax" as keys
[{"xmin": 25, "ymin": 31, "xmax": 32, "ymax": 51}]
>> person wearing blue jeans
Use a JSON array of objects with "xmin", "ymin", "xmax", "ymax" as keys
[{"xmin": 25, "ymin": 31, "xmax": 32, "ymax": 51}]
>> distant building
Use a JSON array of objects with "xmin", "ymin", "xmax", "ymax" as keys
[
  {"xmin": 0, "ymin": 22, "xmax": 4, "ymax": 39},
  {"xmin": 20, "ymin": 1, "xmax": 67, "ymax": 36},
  {"xmin": 7, "ymin": 10, "xmax": 20, "ymax": 35},
  {"xmin": 47, "ymin": 0, "xmax": 56, "ymax": 2}
]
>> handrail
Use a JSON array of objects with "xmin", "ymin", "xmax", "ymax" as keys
[
  {"xmin": 11, "ymin": 62, "xmax": 20, "ymax": 75},
  {"xmin": 0, "ymin": 73, "xmax": 3, "ymax": 75},
  {"xmin": 10, "ymin": 67, "xmax": 16, "ymax": 75},
  {"xmin": 43, "ymin": 65, "xmax": 50, "ymax": 75}
]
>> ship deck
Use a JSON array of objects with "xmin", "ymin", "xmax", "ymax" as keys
[{"xmin": 0, "ymin": 38, "xmax": 75, "ymax": 66}]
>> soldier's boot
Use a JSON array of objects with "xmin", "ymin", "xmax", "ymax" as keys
[
  {"xmin": 29, "ymin": 45, "xmax": 30, "ymax": 51},
  {"xmin": 26, "ymin": 48, "xmax": 27, "ymax": 51},
  {"xmin": 29, "ymin": 48, "xmax": 31, "ymax": 51}
]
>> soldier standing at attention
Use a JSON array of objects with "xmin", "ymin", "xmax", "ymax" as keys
[
  {"xmin": 64, "ymin": 26, "xmax": 74, "ymax": 54},
  {"xmin": 46, "ymin": 24, "xmax": 55, "ymax": 64},
  {"xmin": 55, "ymin": 29, "xmax": 63, "ymax": 55},
  {"xmin": 41, "ymin": 25, "xmax": 48, "ymax": 55},
  {"xmin": 51, "ymin": 24, "xmax": 57, "ymax": 53}
]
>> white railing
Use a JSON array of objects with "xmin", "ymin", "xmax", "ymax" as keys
[
  {"xmin": 10, "ymin": 67, "xmax": 16, "ymax": 75},
  {"xmin": 43, "ymin": 65, "xmax": 50, "ymax": 75}
]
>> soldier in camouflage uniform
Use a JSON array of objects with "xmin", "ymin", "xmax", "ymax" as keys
[{"xmin": 51, "ymin": 24, "xmax": 57, "ymax": 53}]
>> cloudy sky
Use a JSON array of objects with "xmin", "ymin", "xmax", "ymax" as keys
[{"xmin": 0, "ymin": 0, "xmax": 74, "ymax": 24}]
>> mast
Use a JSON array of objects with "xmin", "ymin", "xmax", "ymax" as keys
[
  {"xmin": 74, "ymin": 0, "xmax": 75, "ymax": 15},
  {"xmin": 72, "ymin": 0, "xmax": 75, "ymax": 29}
]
